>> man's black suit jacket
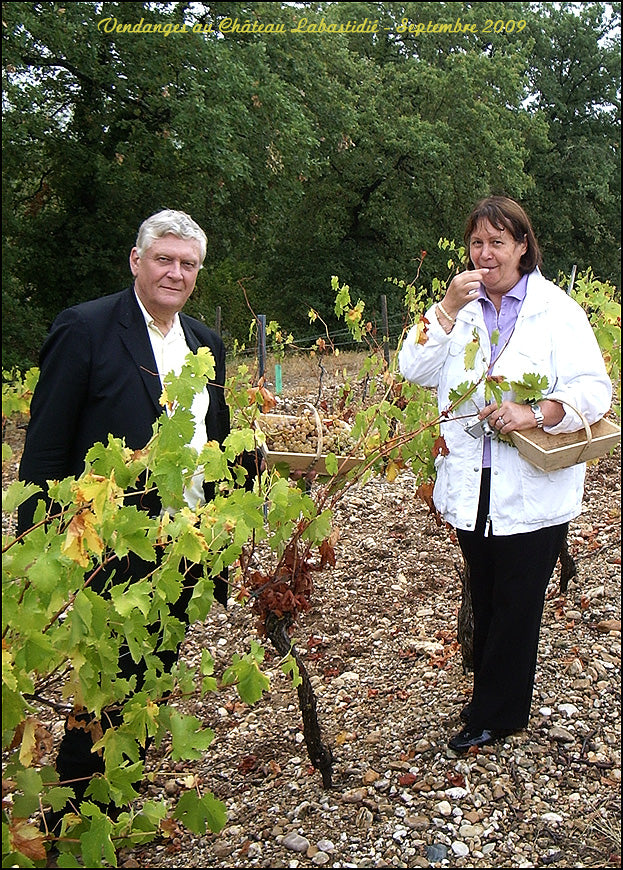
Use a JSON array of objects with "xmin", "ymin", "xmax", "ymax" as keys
[{"xmin": 18, "ymin": 286, "xmax": 230, "ymax": 537}]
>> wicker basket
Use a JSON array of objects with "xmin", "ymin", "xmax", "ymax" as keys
[
  {"xmin": 256, "ymin": 404, "xmax": 363, "ymax": 476},
  {"xmin": 511, "ymin": 415, "xmax": 620, "ymax": 472}
]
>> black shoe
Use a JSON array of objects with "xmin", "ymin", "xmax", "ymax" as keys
[
  {"xmin": 448, "ymin": 726, "xmax": 512, "ymax": 753},
  {"xmin": 459, "ymin": 702, "xmax": 472, "ymax": 724}
]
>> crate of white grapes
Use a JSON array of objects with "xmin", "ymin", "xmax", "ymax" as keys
[{"xmin": 256, "ymin": 407, "xmax": 364, "ymax": 475}]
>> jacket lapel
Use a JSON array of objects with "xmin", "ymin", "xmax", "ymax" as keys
[{"xmin": 118, "ymin": 288, "xmax": 163, "ymax": 414}]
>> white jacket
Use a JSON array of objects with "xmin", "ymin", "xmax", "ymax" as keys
[{"xmin": 398, "ymin": 269, "xmax": 612, "ymax": 534}]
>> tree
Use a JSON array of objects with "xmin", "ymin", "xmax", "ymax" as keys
[
  {"xmin": 1, "ymin": 2, "xmax": 318, "ymax": 353},
  {"xmin": 522, "ymin": 2, "xmax": 621, "ymax": 282},
  {"xmin": 258, "ymin": 1, "xmax": 549, "ymax": 333}
]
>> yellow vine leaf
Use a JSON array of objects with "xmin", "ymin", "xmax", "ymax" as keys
[
  {"xmin": 335, "ymin": 730, "xmax": 357, "ymax": 745},
  {"xmin": 414, "ymin": 315, "xmax": 430, "ymax": 345},
  {"xmin": 73, "ymin": 472, "xmax": 123, "ymax": 521},
  {"xmin": 18, "ymin": 719, "xmax": 38, "ymax": 767},
  {"xmin": 464, "ymin": 339, "xmax": 479, "ymax": 370},
  {"xmin": 2, "ymin": 646, "xmax": 17, "ymax": 691},
  {"xmin": 385, "ymin": 459, "xmax": 400, "ymax": 482},
  {"xmin": 62, "ymin": 510, "xmax": 104, "ymax": 567}
]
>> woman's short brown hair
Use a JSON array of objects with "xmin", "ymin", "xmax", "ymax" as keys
[{"xmin": 464, "ymin": 196, "xmax": 542, "ymax": 274}]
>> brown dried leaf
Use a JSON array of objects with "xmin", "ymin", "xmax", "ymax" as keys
[{"xmin": 9, "ymin": 820, "xmax": 46, "ymax": 863}]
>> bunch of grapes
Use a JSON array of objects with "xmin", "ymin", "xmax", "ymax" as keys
[
  {"xmin": 261, "ymin": 412, "xmax": 359, "ymax": 456},
  {"xmin": 321, "ymin": 417, "xmax": 359, "ymax": 455},
  {"xmin": 262, "ymin": 413, "xmax": 318, "ymax": 454}
]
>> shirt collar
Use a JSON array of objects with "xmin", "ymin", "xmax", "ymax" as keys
[
  {"xmin": 477, "ymin": 273, "xmax": 528, "ymax": 305},
  {"xmin": 134, "ymin": 290, "xmax": 182, "ymax": 336}
]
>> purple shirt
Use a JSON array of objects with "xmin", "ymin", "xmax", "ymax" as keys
[{"xmin": 477, "ymin": 274, "xmax": 528, "ymax": 466}]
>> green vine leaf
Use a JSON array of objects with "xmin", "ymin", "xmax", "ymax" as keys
[
  {"xmin": 80, "ymin": 809, "xmax": 117, "ymax": 869},
  {"xmin": 1, "ymin": 480, "xmax": 41, "ymax": 514},
  {"xmin": 511, "ymin": 373, "xmax": 549, "ymax": 403},
  {"xmin": 280, "ymin": 651, "xmax": 302, "ymax": 689},
  {"xmin": 162, "ymin": 709, "xmax": 216, "ymax": 762},
  {"xmin": 447, "ymin": 380, "xmax": 479, "ymax": 407},
  {"xmin": 174, "ymin": 789, "xmax": 227, "ymax": 835},
  {"xmin": 222, "ymin": 645, "xmax": 271, "ymax": 705},
  {"xmin": 484, "ymin": 376, "xmax": 511, "ymax": 405}
]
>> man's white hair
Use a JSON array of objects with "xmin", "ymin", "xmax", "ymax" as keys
[{"xmin": 135, "ymin": 209, "xmax": 207, "ymax": 264}]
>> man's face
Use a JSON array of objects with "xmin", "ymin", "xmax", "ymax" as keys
[{"xmin": 130, "ymin": 234, "xmax": 202, "ymax": 323}]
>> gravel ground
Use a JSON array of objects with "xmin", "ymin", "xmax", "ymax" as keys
[
  {"xmin": 3, "ymin": 369, "xmax": 620, "ymax": 869},
  {"xmin": 123, "ymin": 445, "xmax": 621, "ymax": 870}
]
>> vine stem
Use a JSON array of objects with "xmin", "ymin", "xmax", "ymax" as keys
[{"xmin": 264, "ymin": 611, "xmax": 334, "ymax": 788}]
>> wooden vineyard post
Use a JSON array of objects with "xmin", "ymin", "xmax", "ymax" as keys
[
  {"xmin": 257, "ymin": 314, "xmax": 266, "ymax": 379},
  {"xmin": 381, "ymin": 294, "xmax": 390, "ymax": 367}
]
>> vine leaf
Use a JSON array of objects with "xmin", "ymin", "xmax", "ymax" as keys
[
  {"xmin": 484, "ymin": 375, "xmax": 511, "ymax": 405},
  {"xmin": 222, "ymin": 645, "xmax": 271, "ymax": 705},
  {"xmin": 385, "ymin": 459, "xmax": 400, "ymax": 482},
  {"xmin": 414, "ymin": 315, "xmax": 429, "ymax": 346},
  {"xmin": 432, "ymin": 435, "xmax": 449, "ymax": 457},
  {"xmin": 448, "ymin": 380, "xmax": 478, "ymax": 407},
  {"xmin": 280, "ymin": 652, "xmax": 302, "ymax": 689},
  {"xmin": 8, "ymin": 819, "xmax": 46, "ymax": 863},
  {"xmin": 318, "ymin": 536, "xmax": 337, "ymax": 569},
  {"xmin": 511, "ymin": 373, "xmax": 549, "ymax": 402},
  {"xmin": 165, "ymin": 710, "xmax": 216, "ymax": 762},
  {"xmin": 174, "ymin": 789, "xmax": 227, "ymax": 835},
  {"xmin": 81, "ymin": 812, "xmax": 117, "ymax": 868},
  {"xmin": 2, "ymin": 480, "xmax": 41, "ymax": 513},
  {"xmin": 464, "ymin": 330, "xmax": 480, "ymax": 370},
  {"xmin": 248, "ymin": 377, "xmax": 277, "ymax": 412},
  {"xmin": 61, "ymin": 511, "xmax": 104, "ymax": 568}
]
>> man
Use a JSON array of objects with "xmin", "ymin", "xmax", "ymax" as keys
[{"xmin": 18, "ymin": 209, "xmax": 248, "ymax": 826}]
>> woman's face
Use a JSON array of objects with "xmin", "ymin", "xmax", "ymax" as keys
[{"xmin": 469, "ymin": 219, "xmax": 527, "ymax": 298}]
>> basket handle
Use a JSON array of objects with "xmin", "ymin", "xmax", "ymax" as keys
[
  {"xmin": 300, "ymin": 402, "xmax": 323, "ymax": 471},
  {"xmin": 557, "ymin": 398, "xmax": 593, "ymax": 460}
]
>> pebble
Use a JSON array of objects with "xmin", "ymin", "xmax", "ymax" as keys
[
  {"xmin": 451, "ymin": 841, "xmax": 470, "ymax": 857},
  {"xmin": 549, "ymin": 725, "xmax": 575, "ymax": 742},
  {"xmin": 426, "ymin": 843, "xmax": 448, "ymax": 862},
  {"xmin": 282, "ymin": 832, "xmax": 310, "ymax": 852},
  {"xmin": 541, "ymin": 812, "xmax": 564, "ymax": 823},
  {"xmin": 404, "ymin": 815, "xmax": 430, "ymax": 830},
  {"xmin": 557, "ymin": 702, "xmax": 579, "ymax": 717},
  {"xmin": 317, "ymin": 839, "xmax": 335, "ymax": 853}
]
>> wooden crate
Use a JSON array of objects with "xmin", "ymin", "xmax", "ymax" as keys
[
  {"xmin": 511, "ymin": 416, "xmax": 620, "ymax": 472},
  {"xmin": 256, "ymin": 412, "xmax": 363, "ymax": 476}
]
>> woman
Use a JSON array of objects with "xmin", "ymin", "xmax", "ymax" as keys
[{"xmin": 398, "ymin": 196, "xmax": 612, "ymax": 753}]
